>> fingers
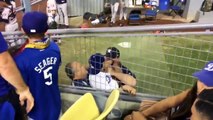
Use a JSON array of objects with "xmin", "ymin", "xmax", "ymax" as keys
[
  {"xmin": 18, "ymin": 88, "xmax": 34, "ymax": 113},
  {"xmin": 26, "ymin": 98, "xmax": 34, "ymax": 113},
  {"xmin": 127, "ymin": 89, "xmax": 136, "ymax": 95},
  {"xmin": 122, "ymin": 85, "xmax": 136, "ymax": 95},
  {"xmin": 124, "ymin": 114, "xmax": 133, "ymax": 120},
  {"xmin": 132, "ymin": 111, "xmax": 147, "ymax": 120}
]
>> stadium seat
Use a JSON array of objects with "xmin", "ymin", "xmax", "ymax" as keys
[
  {"xmin": 60, "ymin": 89, "xmax": 120, "ymax": 120},
  {"xmin": 144, "ymin": 9, "xmax": 158, "ymax": 21},
  {"xmin": 144, "ymin": 1, "xmax": 158, "ymax": 21},
  {"xmin": 60, "ymin": 93, "xmax": 100, "ymax": 120},
  {"xmin": 169, "ymin": 0, "xmax": 186, "ymax": 18},
  {"xmin": 95, "ymin": 89, "xmax": 120, "ymax": 120},
  {"xmin": 128, "ymin": 10, "xmax": 142, "ymax": 25}
]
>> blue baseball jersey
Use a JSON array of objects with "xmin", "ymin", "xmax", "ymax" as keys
[
  {"xmin": 55, "ymin": 0, "xmax": 67, "ymax": 4},
  {"xmin": 14, "ymin": 39, "xmax": 61, "ymax": 120},
  {"xmin": 0, "ymin": 32, "xmax": 11, "ymax": 97},
  {"xmin": 0, "ymin": 32, "xmax": 8, "ymax": 53}
]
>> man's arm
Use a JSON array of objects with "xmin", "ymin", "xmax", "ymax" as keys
[
  {"xmin": 109, "ymin": 68, "xmax": 136, "ymax": 87},
  {"xmin": 121, "ymin": 85, "xmax": 136, "ymax": 95},
  {"xmin": 141, "ymin": 89, "xmax": 190, "ymax": 117},
  {"xmin": 0, "ymin": 51, "xmax": 34, "ymax": 113}
]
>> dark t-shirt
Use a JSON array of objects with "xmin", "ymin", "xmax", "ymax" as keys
[{"xmin": 73, "ymin": 75, "xmax": 90, "ymax": 87}]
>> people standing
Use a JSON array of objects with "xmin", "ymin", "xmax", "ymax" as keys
[
  {"xmin": 119, "ymin": 0, "xmax": 127, "ymax": 26},
  {"xmin": 109, "ymin": 0, "xmax": 120, "ymax": 26},
  {"xmin": 0, "ymin": 32, "xmax": 34, "ymax": 120},
  {"xmin": 56, "ymin": 0, "xmax": 69, "ymax": 28}
]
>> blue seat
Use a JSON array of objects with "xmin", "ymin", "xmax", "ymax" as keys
[
  {"xmin": 145, "ymin": 9, "xmax": 158, "ymax": 20},
  {"xmin": 128, "ymin": 10, "xmax": 142, "ymax": 25},
  {"xmin": 129, "ymin": 14, "xmax": 141, "ymax": 20},
  {"xmin": 169, "ymin": 0, "xmax": 186, "ymax": 18}
]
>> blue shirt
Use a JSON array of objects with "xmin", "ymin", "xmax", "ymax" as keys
[
  {"xmin": 73, "ymin": 74, "xmax": 90, "ymax": 87},
  {"xmin": 56, "ymin": 0, "xmax": 67, "ymax": 4},
  {"xmin": 0, "ymin": 32, "xmax": 11, "ymax": 97},
  {"xmin": 14, "ymin": 39, "xmax": 61, "ymax": 120},
  {"xmin": 0, "ymin": 32, "xmax": 8, "ymax": 53}
]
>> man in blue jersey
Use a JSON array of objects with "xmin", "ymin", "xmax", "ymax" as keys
[
  {"xmin": 0, "ymin": 32, "xmax": 34, "ymax": 120},
  {"xmin": 56, "ymin": 0, "xmax": 69, "ymax": 28},
  {"xmin": 14, "ymin": 11, "xmax": 61, "ymax": 120}
]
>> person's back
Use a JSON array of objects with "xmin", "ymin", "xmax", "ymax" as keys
[
  {"xmin": 14, "ymin": 40, "xmax": 61, "ymax": 120},
  {"xmin": 14, "ymin": 11, "xmax": 61, "ymax": 120}
]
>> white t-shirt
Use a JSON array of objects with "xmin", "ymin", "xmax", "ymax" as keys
[{"xmin": 89, "ymin": 72, "xmax": 119, "ymax": 90}]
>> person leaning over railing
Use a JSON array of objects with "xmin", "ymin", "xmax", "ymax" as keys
[
  {"xmin": 124, "ymin": 60, "xmax": 213, "ymax": 120},
  {"xmin": 104, "ymin": 47, "xmax": 137, "ymax": 80},
  {"xmin": 0, "ymin": 32, "xmax": 34, "ymax": 120},
  {"xmin": 190, "ymin": 89, "xmax": 213, "ymax": 120},
  {"xmin": 88, "ymin": 53, "xmax": 137, "ymax": 95}
]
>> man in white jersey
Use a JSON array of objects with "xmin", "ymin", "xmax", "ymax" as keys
[
  {"xmin": 88, "ymin": 53, "xmax": 119, "ymax": 90},
  {"xmin": 88, "ymin": 53, "xmax": 136, "ymax": 95}
]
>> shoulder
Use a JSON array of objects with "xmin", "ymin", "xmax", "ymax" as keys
[
  {"xmin": 49, "ymin": 41, "xmax": 60, "ymax": 50},
  {"xmin": 121, "ymin": 64, "xmax": 136, "ymax": 78},
  {"xmin": 14, "ymin": 50, "xmax": 29, "ymax": 65}
]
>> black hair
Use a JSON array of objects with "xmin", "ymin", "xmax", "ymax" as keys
[
  {"xmin": 170, "ymin": 83, "xmax": 197, "ymax": 120},
  {"xmin": 65, "ymin": 63, "xmax": 74, "ymax": 80},
  {"xmin": 195, "ymin": 89, "xmax": 213, "ymax": 120},
  {"xmin": 195, "ymin": 100, "xmax": 213, "ymax": 120},
  {"xmin": 105, "ymin": 47, "xmax": 120, "ymax": 59},
  {"xmin": 26, "ymin": 33, "xmax": 45, "ymax": 39}
]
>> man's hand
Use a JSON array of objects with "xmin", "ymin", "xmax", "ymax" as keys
[
  {"xmin": 16, "ymin": 87, "xmax": 34, "ymax": 113},
  {"xmin": 124, "ymin": 111, "xmax": 147, "ymax": 120},
  {"xmin": 132, "ymin": 111, "xmax": 147, "ymax": 120},
  {"xmin": 103, "ymin": 60, "xmax": 113, "ymax": 72},
  {"xmin": 122, "ymin": 85, "xmax": 136, "ymax": 95},
  {"xmin": 111, "ymin": 62, "xmax": 122, "ymax": 73}
]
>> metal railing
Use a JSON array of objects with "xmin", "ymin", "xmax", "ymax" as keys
[{"xmin": 3, "ymin": 23, "xmax": 213, "ymax": 97}]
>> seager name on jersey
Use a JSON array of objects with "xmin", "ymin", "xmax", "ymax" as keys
[{"xmin": 34, "ymin": 57, "xmax": 57, "ymax": 73}]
